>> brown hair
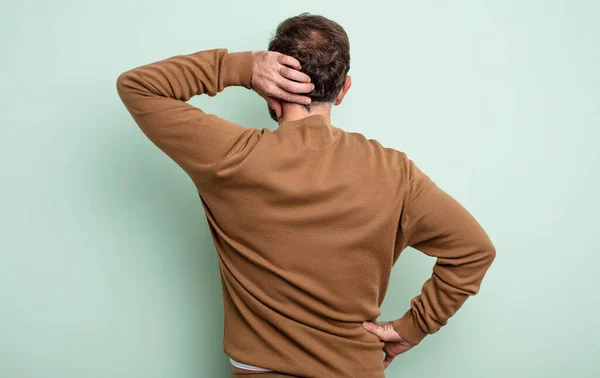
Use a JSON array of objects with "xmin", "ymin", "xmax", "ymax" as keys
[{"xmin": 268, "ymin": 13, "xmax": 350, "ymax": 105}]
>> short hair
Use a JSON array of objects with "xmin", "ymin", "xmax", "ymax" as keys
[{"xmin": 268, "ymin": 13, "xmax": 350, "ymax": 105}]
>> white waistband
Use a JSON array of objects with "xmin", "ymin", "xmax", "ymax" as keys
[{"xmin": 229, "ymin": 357, "xmax": 273, "ymax": 372}]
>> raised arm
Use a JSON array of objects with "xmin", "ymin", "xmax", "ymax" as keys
[
  {"xmin": 392, "ymin": 155, "xmax": 497, "ymax": 346},
  {"xmin": 116, "ymin": 48, "xmax": 312, "ymax": 187}
]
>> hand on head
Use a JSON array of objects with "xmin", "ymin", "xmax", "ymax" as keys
[{"xmin": 251, "ymin": 51, "xmax": 314, "ymax": 119}]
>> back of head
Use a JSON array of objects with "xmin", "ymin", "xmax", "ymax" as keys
[{"xmin": 268, "ymin": 13, "xmax": 351, "ymax": 105}]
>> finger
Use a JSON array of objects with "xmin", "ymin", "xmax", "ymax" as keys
[
  {"xmin": 279, "ymin": 79, "xmax": 314, "ymax": 94},
  {"xmin": 279, "ymin": 65, "xmax": 311, "ymax": 83},
  {"xmin": 362, "ymin": 322, "xmax": 383, "ymax": 337},
  {"xmin": 383, "ymin": 354, "xmax": 394, "ymax": 369},
  {"xmin": 274, "ymin": 89, "xmax": 312, "ymax": 105},
  {"xmin": 277, "ymin": 54, "xmax": 302, "ymax": 70}
]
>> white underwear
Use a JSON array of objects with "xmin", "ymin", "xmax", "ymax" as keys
[{"xmin": 229, "ymin": 357, "xmax": 273, "ymax": 372}]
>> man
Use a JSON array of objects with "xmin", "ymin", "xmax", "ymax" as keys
[{"xmin": 117, "ymin": 12, "xmax": 496, "ymax": 378}]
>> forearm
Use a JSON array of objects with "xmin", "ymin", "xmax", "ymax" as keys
[
  {"xmin": 393, "ymin": 236, "xmax": 496, "ymax": 345},
  {"xmin": 116, "ymin": 48, "xmax": 253, "ymax": 109}
]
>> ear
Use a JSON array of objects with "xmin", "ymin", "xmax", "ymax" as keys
[
  {"xmin": 265, "ymin": 96, "xmax": 282, "ymax": 119},
  {"xmin": 334, "ymin": 76, "xmax": 352, "ymax": 106}
]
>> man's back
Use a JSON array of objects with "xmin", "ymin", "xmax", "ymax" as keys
[{"xmin": 200, "ymin": 114, "xmax": 405, "ymax": 376}]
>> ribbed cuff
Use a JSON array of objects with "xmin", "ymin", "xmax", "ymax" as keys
[
  {"xmin": 222, "ymin": 51, "xmax": 253, "ymax": 89},
  {"xmin": 392, "ymin": 308, "xmax": 428, "ymax": 346}
]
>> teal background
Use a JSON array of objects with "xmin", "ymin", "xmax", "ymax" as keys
[{"xmin": 1, "ymin": 1, "xmax": 598, "ymax": 377}]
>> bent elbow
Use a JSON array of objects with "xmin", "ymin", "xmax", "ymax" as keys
[
  {"xmin": 116, "ymin": 72, "xmax": 130, "ymax": 94},
  {"xmin": 485, "ymin": 243, "xmax": 497, "ymax": 265}
]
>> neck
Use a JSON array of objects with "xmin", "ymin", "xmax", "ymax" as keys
[{"xmin": 278, "ymin": 102, "xmax": 332, "ymax": 124}]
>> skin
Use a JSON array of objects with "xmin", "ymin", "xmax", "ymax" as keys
[{"xmin": 232, "ymin": 51, "xmax": 414, "ymax": 375}]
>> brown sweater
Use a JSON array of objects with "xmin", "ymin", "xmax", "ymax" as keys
[{"xmin": 116, "ymin": 48, "xmax": 496, "ymax": 377}]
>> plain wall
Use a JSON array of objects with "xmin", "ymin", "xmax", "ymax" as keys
[{"xmin": 1, "ymin": 1, "xmax": 598, "ymax": 377}]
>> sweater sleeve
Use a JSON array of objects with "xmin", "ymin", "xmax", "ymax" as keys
[
  {"xmin": 392, "ymin": 155, "xmax": 497, "ymax": 346},
  {"xmin": 116, "ymin": 48, "xmax": 257, "ymax": 186}
]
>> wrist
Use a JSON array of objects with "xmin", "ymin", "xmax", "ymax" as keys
[
  {"xmin": 222, "ymin": 51, "xmax": 253, "ymax": 89},
  {"xmin": 392, "ymin": 309, "xmax": 428, "ymax": 346}
]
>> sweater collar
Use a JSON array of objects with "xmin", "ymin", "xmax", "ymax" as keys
[{"xmin": 277, "ymin": 114, "xmax": 333, "ymax": 130}]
